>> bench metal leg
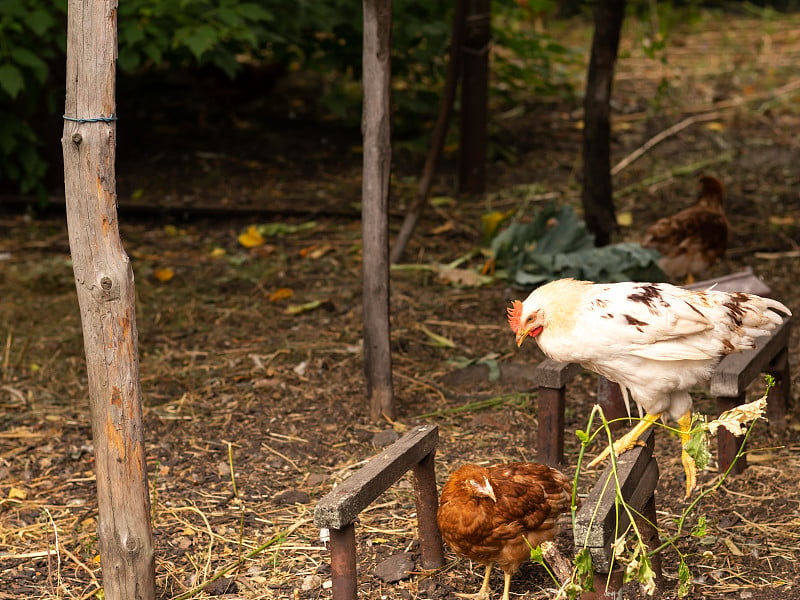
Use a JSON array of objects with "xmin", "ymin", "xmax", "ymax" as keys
[
  {"xmin": 537, "ymin": 385, "xmax": 566, "ymax": 466},
  {"xmin": 717, "ymin": 393, "xmax": 747, "ymax": 475},
  {"xmin": 412, "ymin": 449, "xmax": 445, "ymax": 569},
  {"xmin": 330, "ymin": 524, "xmax": 358, "ymax": 600}
]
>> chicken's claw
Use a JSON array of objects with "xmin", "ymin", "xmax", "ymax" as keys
[{"xmin": 587, "ymin": 413, "xmax": 663, "ymax": 469}]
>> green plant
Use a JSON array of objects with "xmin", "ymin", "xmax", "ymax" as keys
[
  {"xmin": 547, "ymin": 378, "xmax": 774, "ymax": 598},
  {"xmin": 487, "ymin": 202, "xmax": 666, "ymax": 287}
]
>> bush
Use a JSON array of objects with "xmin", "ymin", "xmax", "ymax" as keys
[{"xmin": 0, "ymin": 0, "xmax": 576, "ymax": 195}]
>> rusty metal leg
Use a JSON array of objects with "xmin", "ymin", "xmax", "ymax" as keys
[
  {"xmin": 766, "ymin": 348, "xmax": 790, "ymax": 437},
  {"xmin": 717, "ymin": 393, "xmax": 747, "ymax": 475},
  {"xmin": 581, "ymin": 569, "xmax": 624, "ymax": 600},
  {"xmin": 330, "ymin": 524, "xmax": 358, "ymax": 600},
  {"xmin": 634, "ymin": 493, "xmax": 664, "ymax": 592},
  {"xmin": 412, "ymin": 450, "xmax": 445, "ymax": 569},
  {"xmin": 537, "ymin": 385, "xmax": 566, "ymax": 466}
]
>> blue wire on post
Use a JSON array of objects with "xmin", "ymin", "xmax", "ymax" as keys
[{"xmin": 63, "ymin": 114, "xmax": 118, "ymax": 123}]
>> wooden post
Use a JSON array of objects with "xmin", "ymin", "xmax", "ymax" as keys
[
  {"xmin": 330, "ymin": 525, "xmax": 358, "ymax": 600},
  {"xmin": 459, "ymin": 0, "xmax": 490, "ymax": 194},
  {"xmin": 362, "ymin": 0, "xmax": 395, "ymax": 421},
  {"xmin": 61, "ymin": 1, "xmax": 155, "ymax": 599},
  {"xmin": 412, "ymin": 450, "xmax": 445, "ymax": 569}
]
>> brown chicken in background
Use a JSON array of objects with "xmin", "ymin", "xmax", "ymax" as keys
[
  {"xmin": 642, "ymin": 175, "xmax": 729, "ymax": 283},
  {"xmin": 437, "ymin": 462, "xmax": 572, "ymax": 600}
]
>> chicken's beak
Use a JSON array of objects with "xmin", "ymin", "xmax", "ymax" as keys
[{"xmin": 515, "ymin": 324, "xmax": 543, "ymax": 347}]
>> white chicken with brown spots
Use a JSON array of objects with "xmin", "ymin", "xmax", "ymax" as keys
[{"xmin": 508, "ymin": 278, "xmax": 790, "ymax": 497}]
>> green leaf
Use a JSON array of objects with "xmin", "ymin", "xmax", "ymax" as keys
[
  {"xmin": 11, "ymin": 47, "xmax": 48, "ymax": 83},
  {"xmin": 236, "ymin": 3, "xmax": 274, "ymax": 23},
  {"xmin": 0, "ymin": 64, "xmax": 25, "ymax": 98},
  {"xmin": 573, "ymin": 548, "xmax": 594, "ymax": 591},
  {"xmin": 178, "ymin": 24, "xmax": 219, "ymax": 59},
  {"xmin": 419, "ymin": 325, "xmax": 456, "ymax": 349},
  {"xmin": 684, "ymin": 424, "xmax": 710, "ymax": 471},
  {"xmin": 575, "ymin": 429, "xmax": 589, "ymax": 444},
  {"xmin": 691, "ymin": 515, "xmax": 707, "ymax": 537},
  {"xmin": 25, "ymin": 8, "xmax": 55, "ymax": 37},
  {"xmin": 677, "ymin": 558, "xmax": 691, "ymax": 597}
]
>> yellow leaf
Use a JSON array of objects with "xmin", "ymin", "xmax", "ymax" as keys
[
  {"xmin": 238, "ymin": 225, "xmax": 266, "ymax": 248},
  {"xmin": 92, "ymin": 554, "xmax": 102, "ymax": 564},
  {"xmin": 209, "ymin": 247, "xmax": 226, "ymax": 258},
  {"xmin": 419, "ymin": 325, "xmax": 455, "ymax": 348},
  {"xmin": 131, "ymin": 188, "xmax": 145, "ymax": 201},
  {"xmin": 153, "ymin": 268, "xmax": 174, "ymax": 282},
  {"xmin": 706, "ymin": 121, "xmax": 725, "ymax": 131},
  {"xmin": 163, "ymin": 224, "xmax": 179, "ymax": 236},
  {"xmin": 285, "ymin": 300, "xmax": 324, "ymax": 315},
  {"xmin": 8, "ymin": 487, "xmax": 27, "ymax": 500},
  {"xmin": 616, "ymin": 211, "xmax": 633, "ymax": 227},
  {"xmin": 481, "ymin": 210, "xmax": 513, "ymax": 239},
  {"xmin": 269, "ymin": 288, "xmax": 294, "ymax": 302}
]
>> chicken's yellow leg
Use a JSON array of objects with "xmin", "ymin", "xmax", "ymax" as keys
[
  {"xmin": 679, "ymin": 410, "xmax": 696, "ymax": 499},
  {"xmin": 500, "ymin": 571, "xmax": 512, "ymax": 600},
  {"xmin": 456, "ymin": 564, "xmax": 492, "ymax": 600},
  {"xmin": 588, "ymin": 412, "xmax": 663, "ymax": 468}
]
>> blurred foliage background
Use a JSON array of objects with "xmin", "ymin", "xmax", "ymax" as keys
[{"xmin": 0, "ymin": 0, "xmax": 796, "ymax": 197}]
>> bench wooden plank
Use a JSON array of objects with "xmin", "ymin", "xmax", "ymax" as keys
[
  {"xmin": 683, "ymin": 268, "xmax": 771, "ymax": 296},
  {"xmin": 574, "ymin": 429, "xmax": 659, "ymax": 570},
  {"xmin": 711, "ymin": 317, "xmax": 791, "ymax": 397},
  {"xmin": 533, "ymin": 359, "xmax": 582, "ymax": 388},
  {"xmin": 314, "ymin": 425, "xmax": 438, "ymax": 529}
]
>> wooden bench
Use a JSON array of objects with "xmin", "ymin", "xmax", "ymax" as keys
[
  {"xmin": 314, "ymin": 425, "xmax": 444, "ymax": 600},
  {"xmin": 573, "ymin": 429, "xmax": 664, "ymax": 598}
]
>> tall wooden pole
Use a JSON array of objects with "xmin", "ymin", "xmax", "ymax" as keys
[
  {"xmin": 61, "ymin": 1, "xmax": 155, "ymax": 598},
  {"xmin": 362, "ymin": 0, "xmax": 395, "ymax": 421},
  {"xmin": 459, "ymin": 0, "xmax": 490, "ymax": 194},
  {"xmin": 581, "ymin": 0, "xmax": 625, "ymax": 247}
]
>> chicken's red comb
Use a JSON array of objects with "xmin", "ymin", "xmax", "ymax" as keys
[{"xmin": 507, "ymin": 300, "xmax": 523, "ymax": 333}]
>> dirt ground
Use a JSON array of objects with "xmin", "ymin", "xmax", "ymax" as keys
[{"xmin": 2, "ymin": 12, "xmax": 800, "ymax": 600}]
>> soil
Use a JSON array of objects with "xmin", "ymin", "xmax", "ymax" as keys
[{"xmin": 2, "ymin": 12, "xmax": 800, "ymax": 600}]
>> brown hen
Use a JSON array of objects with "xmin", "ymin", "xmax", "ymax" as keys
[
  {"xmin": 437, "ymin": 462, "xmax": 572, "ymax": 600},
  {"xmin": 642, "ymin": 175, "xmax": 729, "ymax": 283}
]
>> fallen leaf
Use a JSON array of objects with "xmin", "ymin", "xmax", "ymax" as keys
[
  {"xmin": 238, "ymin": 225, "xmax": 266, "ymax": 248},
  {"xmin": 153, "ymin": 268, "xmax": 174, "ymax": 282},
  {"xmin": 299, "ymin": 244, "xmax": 334, "ymax": 259},
  {"xmin": 8, "ymin": 487, "xmax": 26, "ymax": 500},
  {"xmin": 616, "ymin": 211, "xmax": 633, "ymax": 227},
  {"xmin": 431, "ymin": 221, "xmax": 454, "ymax": 235},
  {"xmin": 269, "ymin": 288, "xmax": 294, "ymax": 302},
  {"xmin": 706, "ymin": 121, "xmax": 725, "ymax": 131},
  {"xmin": 419, "ymin": 325, "xmax": 456, "ymax": 348},
  {"xmin": 436, "ymin": 266, "xmax": 492, "ymax": 287},
  {"xmin": 722, "ymin": 537, "xmax": 744, "ymax": 556},
  {"xmin": 209, "ymin": 247, "xmax": 226, "ymax": 258},
  {"xmin": 285, "ymin": 300, "xmax": 324, "ymax": 315},
  {"xmin": 430, "ymin": 196, "xmax": 455, "ymax": 207}
]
